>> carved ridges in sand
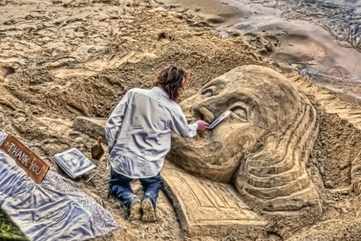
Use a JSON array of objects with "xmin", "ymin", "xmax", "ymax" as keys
[
  {"xmin": 236, "ymin": 97, "xmax": 321, "ymax": 213},
  {"xmin": 288, "ymin": 73, "xmax": 361, "ymax": 130},
  {"xmin": 0, "ymin": 84, "xmax": 25, "ymax": 111},
  {"xmin": 162, "ymin": 164, "xmax": 266, "ymax": 237}
]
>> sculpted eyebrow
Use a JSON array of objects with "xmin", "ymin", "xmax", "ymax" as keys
[
  {"xmin": 202, "ymin": 79, "xmax": 225, "ymax": 89},
  {"xmin": 227, "ymin": 93, "xmax": 258, "ymax": 108}
]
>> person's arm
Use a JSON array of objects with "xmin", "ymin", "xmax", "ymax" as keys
[
  {"xmin": 170, "ymin": 105, "xmax": 208, "ymax": 138},
  {"xmin": 105, "ymin": 91, "xmax": 131, "ymax": 152}
]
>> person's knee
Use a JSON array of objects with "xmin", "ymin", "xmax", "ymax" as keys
[{"xmin": 109, "ymin": 184, "xmax": 121, "ymax": 196}]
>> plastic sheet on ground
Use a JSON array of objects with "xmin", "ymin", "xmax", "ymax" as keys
[{"xmin": 0, "ymin": 150, "xmax": 119, "ymax": 241}]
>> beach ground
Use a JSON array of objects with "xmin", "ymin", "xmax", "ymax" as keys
[{"xmin": 1, "ymin": 0, "xmax": 361, "ymax": 241}]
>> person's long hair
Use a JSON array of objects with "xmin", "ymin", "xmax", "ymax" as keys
[{"xmin": 155, "ymin": 65, "xmax": 187, "ymax": 101}]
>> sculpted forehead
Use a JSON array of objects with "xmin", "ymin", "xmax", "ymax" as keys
[
  {"xmin": 191, "ymin": 65, "xmax": 307, "ymax": 132},
  {"xmin": 203, "ymin": 65, "xmax": 301, "ymax": 107}
]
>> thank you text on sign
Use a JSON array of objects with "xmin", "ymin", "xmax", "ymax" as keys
[{"xmin": 0, "ymin": 134, "xmax": 49, "ymax": 184}]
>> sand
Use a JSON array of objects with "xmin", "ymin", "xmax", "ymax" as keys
[
  {"xmin": 162, "ymin": 0, "xmax": 361, "ymax": 101},
  {"xmin": 0, "ymin": 0, "xmax": 264, "ymax": 240},
  {"xmin": 1, "ymin": 0, "xmax": 361, "ymax": 241}
]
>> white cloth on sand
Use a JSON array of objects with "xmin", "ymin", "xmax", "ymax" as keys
[{"xmin": 0, "ymin": 132, "xmax": 118, "ymax": 241}]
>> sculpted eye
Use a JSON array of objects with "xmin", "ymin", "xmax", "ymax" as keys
[
  {"xmin": 201, "ymin": 86, "xmax": 216, "ymax": 97},
  {"xmin": 231, "ymin": 106, "xmax": 248, "ymax": 121}
]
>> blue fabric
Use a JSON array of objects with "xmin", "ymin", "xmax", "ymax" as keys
[
  {"xmin": 109, "ymin": 169, "xmax": 162, "ymax": 208},
  {"xmin": 140, "ymin": 174, "xmax": 162, "ymax": 207},
  {"xmin": 109, "ymin": 169, "xmax": 136, "ymax": 208}
]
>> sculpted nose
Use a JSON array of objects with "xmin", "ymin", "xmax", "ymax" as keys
[
  {"xmin": 181, "ymin": 94, "xmax": 215, "ymax": 123},
  {"xmin": 192, "ymin": 104, "xmax": 215, "ymax": 123}
]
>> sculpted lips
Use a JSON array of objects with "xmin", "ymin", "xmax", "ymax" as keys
[{"xmin": 190, "ymin": 106, "xmax": 217, "ymax": 142}]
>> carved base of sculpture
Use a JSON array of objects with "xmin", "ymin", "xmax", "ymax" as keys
[{"xmin": 162, "ymin": 163, "xmax": 266, "ymax": 238}]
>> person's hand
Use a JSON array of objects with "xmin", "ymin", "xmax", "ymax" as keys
[{"xmin": 196, "ymin": 120, "xmax": 209, "ymax": 131}]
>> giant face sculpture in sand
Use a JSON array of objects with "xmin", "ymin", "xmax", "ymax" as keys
[{"xmin": 169, "ymin": 65, "xmax": 321, "ymax": 213}]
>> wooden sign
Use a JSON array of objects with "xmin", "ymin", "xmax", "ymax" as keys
[{"xmin": 0, "ymin": 134, "xmax": 49, "ymax": 184}]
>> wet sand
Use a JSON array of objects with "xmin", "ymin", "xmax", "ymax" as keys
[
  {"xmin": 159, "ymin": 0, "xmax": 361, "ymax": 100},
  {"xmin": 159, "ymin": 0, "xmax": 242, "ymax": 19}
]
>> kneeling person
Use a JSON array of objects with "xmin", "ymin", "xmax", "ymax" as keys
[{"xmin": 105, "ymin": 65, "xmax": 208, "ymax": 222}]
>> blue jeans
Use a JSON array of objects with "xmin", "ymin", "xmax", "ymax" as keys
[{"xmin": 109, "ymin": 169, "xmax": 162, "ymax": 208}]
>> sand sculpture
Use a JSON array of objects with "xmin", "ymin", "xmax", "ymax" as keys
[
  {"xmin": 169, "ymin": 65, "xmax": 321, "ymax": 212},
  {"xmin": 165, "ymin": 65, "xmax": 324, "ymax": 237}
]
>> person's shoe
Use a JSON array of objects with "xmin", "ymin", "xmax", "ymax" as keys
[
  {"xmin": 141, "ymin": 198, "xmax": 157, "ymax": 222},
  {"xmin": 128, "ymin": 198, "xmax": 142, "ymax": 221}
]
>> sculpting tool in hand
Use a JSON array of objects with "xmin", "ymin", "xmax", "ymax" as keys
[{"xmin": 208, "ymin": 110, "xmax": 232, "ymax": 130}]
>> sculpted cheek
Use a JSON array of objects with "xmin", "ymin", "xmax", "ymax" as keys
[
  {"xmin": 215, "ymin": 124, "xmax": 263, "ymax": 153},
  {"xmin": 238, "ymin": 135, "xmax": 256, "ymax": 152}
]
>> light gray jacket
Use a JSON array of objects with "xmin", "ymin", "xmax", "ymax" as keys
[{"xmin": 105, "ymin": 87, "xmax": 197, "ymax": 178}]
